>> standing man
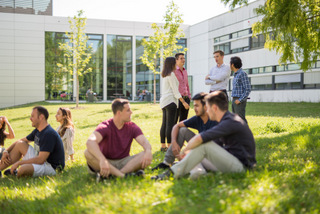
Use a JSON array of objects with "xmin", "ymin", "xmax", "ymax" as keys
[
  {"xmin": 205, "ymin": 50, "xmax": 231, "ymax": 99},
  {"xmin": 230, "ymin": 56, "xmax": 251, "ymax": 123},
  {"xmin": 174, "ymin": 53, "xmax": 191, "ymax": 123},
  {"xmin": 84, "ymin": 99, "xmax": 152, "ymax": 180},
  {"xmin": 152, "ymin": 92, "xmax": 218, "ymax": 172},
  {"xmin": 0, "ymin": 106, "xmax": 65, "ymax": 178},
  {"xmin": 152, "ymin": 91, "xmax": 256, "ymax": 180}
]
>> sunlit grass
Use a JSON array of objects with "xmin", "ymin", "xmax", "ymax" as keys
[{"xmin": 0, "ymin": 101, "xmax": 320, "ymax": 213}]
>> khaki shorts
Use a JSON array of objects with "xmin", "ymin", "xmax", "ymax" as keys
[{"xmin": 87, "ymin": 154, "xmax": 138, "ymax": 174}]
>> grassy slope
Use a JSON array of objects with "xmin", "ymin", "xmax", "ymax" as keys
[{"xmin": 0, "ymin": 102, "xmax": 319, "ymax": 213}]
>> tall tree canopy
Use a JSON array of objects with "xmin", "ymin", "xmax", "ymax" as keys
[{"xmin": 221, "ymin": 0, "xmax": 320, "ymax": 71}]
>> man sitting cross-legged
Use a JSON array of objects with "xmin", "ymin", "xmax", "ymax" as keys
[
  {"xmin": 152, "ymin": 91, "xmax": 256, "ymax": 180},
  {"xmin": 152, "ymin": 92, "xmax": 218, "ymax": 179},
  {"xmin": 0, "ymin": 106, "xmax": 65, "ymax": 178},
  {"xmin": 84, "ymin": 99, "xmax": 152, "ymax": 180}
]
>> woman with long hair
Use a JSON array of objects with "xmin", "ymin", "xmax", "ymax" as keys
[
  {"xmin": 0, "ymin": 116, "xmax": 15, "ymax": 159},
  {"xmin": 160, "ymin": 57, "xmax": 190, "ymax": 152},
  {"xmin": 55, "ymin": 107, "xmax": 75, "ymax": 161}
]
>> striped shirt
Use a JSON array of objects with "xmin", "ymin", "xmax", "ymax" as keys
[{"xmin": 231, "ymin": 68, "xmax": 251, "ymax": 102}]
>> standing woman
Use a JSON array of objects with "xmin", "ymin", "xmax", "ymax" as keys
[
  {"xmin": 56, "ymin": 107, "xmax": 75, "ymax": 161},
  {"xmin": 160, "ymin": 57, "xmax": 190, "ymax": 152},
  {"xmin": 0, "ymin": 116, "xmax": 15, "ymax": 159}
]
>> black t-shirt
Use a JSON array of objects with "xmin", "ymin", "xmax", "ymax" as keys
[
  {"xmin": 183, "ymin": 116, "xmax": 218, "ymax": 133},
  {"xmin": 27, "ymin": 124, "xmax": 65, "ymax": 170}
]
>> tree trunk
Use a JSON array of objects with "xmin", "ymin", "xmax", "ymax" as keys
[
  {"xmin": 153, "ymin": 73, "xmax": 156, "ymax": 104},
  {"xmin": 76, "ymin": 73, "xmax": 79, "ymax": 108}
]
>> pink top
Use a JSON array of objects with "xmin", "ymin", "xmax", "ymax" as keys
[
  {"xmin": 174, "ymin": 66, "xmax": 191, "ymax": 98},
  {"xmin": 95, "ymin": 118, "xmax": 143, "ymax": 159}
]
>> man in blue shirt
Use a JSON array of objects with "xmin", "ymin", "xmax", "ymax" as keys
[
  {"xmin": 230, "ymin": 56, "xmax": 251, "ymax": 123},
  {"xmin": 152, "ymin": 91, "xmax": 256, "ymax": 180},
  {"xmin": 0, "ymin": 106, "xmax": 65, "ymax": 178},
  {"xmin": 152, "ymin": 92, "xmax": 218, "ymax": 175}
]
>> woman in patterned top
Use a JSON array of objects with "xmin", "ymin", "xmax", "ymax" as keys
[{"xmin": 55, "ymin": 107, "xmax": 75, "ymax": 161}]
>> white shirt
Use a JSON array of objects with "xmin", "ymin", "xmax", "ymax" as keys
[
  {"xmin": 205, "ymin": 63, "xmax": 231, "ymax": 91},
  {"xmin": 160, "ymin": 73, "xmax": 182, "ymax": 109}
]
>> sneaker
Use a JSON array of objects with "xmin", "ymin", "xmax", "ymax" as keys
[
  {"xmin": 125, "ymin": 169, "xmax": 145, "ymax": 178},
  {"xmin": 96, "ymin": 172, "xmax": 115, "ymax": 183},
  {"xmin": 151, "ymin": 162, "xmax": 170, "ymax": 171},
  {"xmin": 151, "ymin": 169, "xmax": 173, "ymax": 181},
  {"xmin": 4, "ymin": 169, "xmax": 17, "ymax": 177},
  {"xmin": 160, "ymin": 147, "xmax": 168, "ymax": 152}
]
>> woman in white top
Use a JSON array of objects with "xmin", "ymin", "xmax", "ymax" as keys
[
  {"xmin": 0, "ymin": 116, "xmax": 15, "ymax": 160},
  {"xmin": 160, "ymin": 57, "xmax": 189, "ymax": 152},
  {"xmin": 55, "ymin": 107, "xmax": 75, "ymax": 161}
]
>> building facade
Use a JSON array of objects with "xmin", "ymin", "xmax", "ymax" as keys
[{"xmin": 1, "ymin": 0, "xmax": 319, "ymax": 108}]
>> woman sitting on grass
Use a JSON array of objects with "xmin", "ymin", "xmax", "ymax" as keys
[
  {"xmin": 159, "ymin": 57, "xmax": 189, "ymax": 152},
  {"xmin": 0, "ymin": 116, "xmax": 15, "ymax": 160},
  {"xmin": 55, "ymin": 107, "xmax": 75, "ymax": 161}
]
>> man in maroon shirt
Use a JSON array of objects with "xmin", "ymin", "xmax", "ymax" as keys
[
  {"xmin": 174, "ymin": 53, "xmax": 191, "ymax": 123},
  {"xmin": 84, "ymin": 99, "xmax": 152, "ymax": 180}
]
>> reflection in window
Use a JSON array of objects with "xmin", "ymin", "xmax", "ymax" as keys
[
  {"xmin": 107, "ymin": 35, "xmax": 132, "ymax": 100},
  {"xmin": 214, "ymin": 43, "xmax": 230, "ymax": 54},
  {"xmin": 45, "ymin": 32, "xmax": 103, "ymax": 101},
  {"xmin": 251, "ymin": 34, "xmax": 265, "ymax": 49}
]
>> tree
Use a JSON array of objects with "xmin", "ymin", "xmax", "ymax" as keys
[
  {"xmin": 58, "ymin": 10, "xmax": 92, "ymax": 107},
  {"xmin": 221, "ymin": 0, "xmax": 320, "ymax": 71},
  {"xmin": 141, "ymin": 1, "xmax": 187, "ymax": 104}
]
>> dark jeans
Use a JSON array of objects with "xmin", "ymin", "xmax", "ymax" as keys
[
  {"xmin": 160, "ymin": 102, "xmax": 178, "ymax": 144},
  {"xmin": 232, "ymin": 97, "xmax": 247, "ymax": 123},
  {"xmin": 175, "ymin": 97, "xmax": 190, "ymax": 123}
]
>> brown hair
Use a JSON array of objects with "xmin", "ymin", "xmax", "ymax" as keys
[
  {"xmin": 0, "ymin": 118, "xmax": 6, "ymax": 146},
  {"xmin": 112, "ymin": 99, "xmax": 130, "ymax": 114},
  {"xmin": 205, "ymin": 91, "xmax": 228, "ymax": 111},
  {"xmin": 33, "ymin": 106, "xmax": 49, "ymax": 120},
  {"xmin": 213, "ymin": 50, "xmax": 225, "ymax": 56},
  {"xmin": 175, "ymin": 53, "xmax": 185, "ymax": 60},
  {"xmin": 57, "ymin": 107, "xmax": 74, "ymax": 137},
  {"xmin": 162, "ymin": 57, "xmax": 176, "ymax": 78}
]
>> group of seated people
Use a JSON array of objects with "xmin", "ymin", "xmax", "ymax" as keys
[{"xmin": 0, "ymin": 91, "xmax": 256, "ymax": 181}]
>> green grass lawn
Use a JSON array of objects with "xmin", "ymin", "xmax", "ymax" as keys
[{"xmin": 1, "ymin": 102, "xmax": 320, "ymax": 213}]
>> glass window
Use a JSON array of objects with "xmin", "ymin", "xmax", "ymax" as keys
[
  {"xmin": 214, "ymin": 34, "xmax": 229, "ymax": 43},
  {"xmin": 107, "ymin": 35, "xmax": 132, "ymax": 100},
  {"xmin": 252, "ymin": 68, "xmax": 259, "ymax": 74},
  {"xmin": 251, "ymin": 34, "xmax": 265, "ymax": 49},
  {"xmin": 287, "ymin": 63, "xmax": 300, "ymax": 71},
  {"xmin": 265, "ymin": 66, "xmax": 273, "ymax": 73}
]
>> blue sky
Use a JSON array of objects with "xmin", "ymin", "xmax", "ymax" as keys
[{"xmin": 53, "ymin": 0, "xmax": 231, "ymax": 25}]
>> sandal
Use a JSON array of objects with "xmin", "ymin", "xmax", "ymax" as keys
[{"xmin": 160, "ymin": 147, "xmax": 168, "ymax": 152}]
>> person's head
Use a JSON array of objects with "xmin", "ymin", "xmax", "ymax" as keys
[
  {"xmin": 175, "ymin": 53, "xmax": 185, "ymax": 68},
  {"xmin": 112, "ymin": 99, "xmax": 132, "ymax": 122},
  {"xmin": 30, "ymin": 106, "xmax": 49, "ymax": 128},
  {"xmin": 230, "ymin": 56, "xmax": 242, "ymax": 71},
  {"xmin": 213, "ymin": 50, "xmax": 224, "ymax": 65},
  {"xmin": 162, "ymin": 57, "xmax": 176, "ymax": 78},
  {"xmin": 192, "ymin": 92, "xmax": 208, "ymax": 117},
  {"xmin": 205, "ymin": 91, "xmax": 228, "ymax": 121},
  {"xmin": 0, "ymin": 117, "xmax": 6, "ymax": 146},
  {"xmin": 56, "ymin": 107, "xmax": 74, "ymax": 137}
]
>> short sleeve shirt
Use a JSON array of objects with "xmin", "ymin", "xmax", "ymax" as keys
[
  {"xmin": 95, "ymin": 118, "xmax": 143, "ymax": 159},
  {"xmin": 26, "ymin": 125, "xmax": 65, "ymax": 170},
  {"xmin": 183, "ymin": 116, "xmax": 218, "ymax": 133}
]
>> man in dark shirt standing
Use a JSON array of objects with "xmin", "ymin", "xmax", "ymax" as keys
[
  {"xmin": 152, "ymin": 91, "xmax": 256, "ymax": 180},
  {"xmin": 0, "ymin": 106, "xmax": 65, "ymax": 178}
]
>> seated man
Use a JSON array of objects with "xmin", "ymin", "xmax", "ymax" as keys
[
  {"xmin": 152, "ymin": 91, "xmax": 256, "ymax": 180},
  {"xmin": 152, "ymin": 92, "xmax": 218, "ymax": 178},
  {"xmin": 0, "ymin": 106, "xmax": 65, "ymax": 178},
  {"xmin": 84, "ymin": 98, "xmax": 152, "ymax": 180}
]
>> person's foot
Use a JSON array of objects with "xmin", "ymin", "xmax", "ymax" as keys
[
  {"xmin": 160, "ymin": 147, "xmax": 168, "ymax": 152},
  {"xmin": 96, "ymin": 172, "xmax": 115, "ymax": 183},
  {"xmin": 151, "ymin": 169, "xmax": 173, "ymax": 180},
  {"xmin": 4, "ymin": 169, "xmax": 17, "ymax": 177},
  {"xmin": 125, "ymin": 169, "xmax": 145, "ymax": 178},
  {"xmin": 151, "ymin": 162, "xmax": 170, "ymax": 171}
]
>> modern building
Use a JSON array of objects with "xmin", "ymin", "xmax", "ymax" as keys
[{"xmin": 0, "ymin": 0, "xmax": 319, "ymax": 108}]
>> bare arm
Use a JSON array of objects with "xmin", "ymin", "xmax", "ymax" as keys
[
  {"xmin": 11, "ymin": 151, "xmax": 50, "ymax": 173},
  {"xmin": 135, "ymin": 134, "xmax": 152, "ymax": 168},
  {"xmin": 171, "ymin": 122, "xmax": 186, "ymax": 156},
  {"xmin": 1, "ymin": 116, "xmax": 15, "ymax": 139}
]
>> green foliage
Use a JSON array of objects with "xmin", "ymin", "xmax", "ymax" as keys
[
  {"xmin": 57, "ymin": 10, "xmax": 93, "ymax": 107},
  {"xmin": 141, "ymin": 1, "xmax": 187, "ymax": 103},
  {"xmin": 1, "ymin": 102, "xmax": 320, "ymax": 213},
  {"xmin": 221, "ymin": 0, "xmax": 320, "ymax": 71}
]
